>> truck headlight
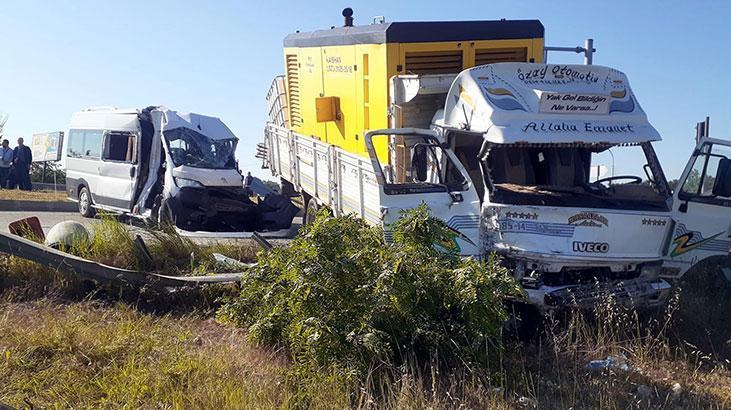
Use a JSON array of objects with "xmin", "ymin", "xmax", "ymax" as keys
[{"xmin": 174, "ymin": 177, "xmax": 204, "ymax": 188}]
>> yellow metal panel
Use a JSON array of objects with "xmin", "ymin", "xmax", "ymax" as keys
[
  {"xmin": 320, "ymin": 45, "xmax": 356, "ymax": 150},
  {"xmin": 531, "ymin": 38, "xmax": 545, "ymax": 63},
  {"xmin": 315, "ymin": 96, "xmax": 339, "ymax": 122},
  {"xmin": 285, "ymin": 46, "xmax": 328, "ymax": 140},
  {"xmin": 351, "ymin": 43, "xmax": 390, "ymax": 157},
  {"xmin": 282, "ymin": 36, "xmax": 544, "ymax": 159},
  {"xmin": 360, "ymin": 43, "xmax": 395, "ymax": 161}
]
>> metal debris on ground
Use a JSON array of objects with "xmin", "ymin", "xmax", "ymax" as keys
[
  {"xmin": 133, "ymin": 234, "xmax": 154, "ymax": 265},
  {"xmin": 0, "ymin": 230, "xmax": 245, "ymax": 288},
  {"xmin": 213, "ymin": 253, "xmax": 255, "ymax": 270},
  {"xmin": 252, "ymin": 231, "xmax": 273, "ymax": 251}
]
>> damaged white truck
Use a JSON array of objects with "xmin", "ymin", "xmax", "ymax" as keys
[
  {"xmin": 264, "ymin": 16, "xmax": 731, "ymax": 310},
  {"xmin": 65, "ymin": 106, "xmax": 298, "ymax": 234}
]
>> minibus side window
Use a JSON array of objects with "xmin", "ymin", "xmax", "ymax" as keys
[
  {"xmin": 67, "ymin": 130, "xmax": 85, "ymax": 158},
  {"xmin": 67, "ymin": 129, "xmax": 102, "ymax": 159},
  {"xmin": 83, "ymin": 131, "xmax": 103, "ymax": 159},
  {"xmin": 103, "ymin": 132, "xmax": 136, "ymax": 163}
]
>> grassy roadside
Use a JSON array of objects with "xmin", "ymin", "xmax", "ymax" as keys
[
  {"xmin": 0, "ymin": 299, "xmax": 298, "ymax": 408},
  {"xmin": 1, "ymin": 299, "xmax": 729, "ymax": 408},
  {"xmin": 0, "ymin": 189, "xmax": 66, "ymax": 202},
  {"xmin": 0, "ymin": 216, "xmax": 729, "ymax": 408}
]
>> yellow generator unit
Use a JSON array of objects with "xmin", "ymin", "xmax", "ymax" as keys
[{"xmin": 282, "ymin": 16, "xmax": 545, "ymax": 157}]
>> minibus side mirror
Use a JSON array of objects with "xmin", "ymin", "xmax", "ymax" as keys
[{"xmin": 712, "ymin": 158, "xmax": 731, "ymax": 198}]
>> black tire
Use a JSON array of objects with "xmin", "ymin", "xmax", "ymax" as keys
[
  {"xmin": 78, "ymin": 186, "xmax": 95, "ymax": 218},
  {"xmin": 158, "ymin": 199, "xmax": 176, "ymax": 228},
  {"xmin": 674, "ymin": 256, "xmax": 731, "ymax": 359}
]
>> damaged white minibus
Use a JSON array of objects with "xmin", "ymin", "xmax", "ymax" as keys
[{"xmin": 66, "ymin": 106, "xmax": 298, "ymax": 233}]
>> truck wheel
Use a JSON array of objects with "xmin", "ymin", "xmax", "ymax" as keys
[
  {"xmin": 304, "ymin": 197, "xmax": 319, "ymax": 225},
  {"xmin": 303, "ymin": 197, "xmax": 332, "ymax": 225},
  {"xmin": 78, "ymin": 187, "xmax": 95, "ymax": 218},
  {"xmin": 674, "ymin": 257, "xmax": 731, "ymax": 358}
]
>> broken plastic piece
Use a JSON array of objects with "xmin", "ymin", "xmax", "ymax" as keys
[
  {"xmin": 8, "ymin": 216, "xmax": 45, "ymax": 241},
  {"xmin": 586, "ymin": 354, "xmax": 630, "ymax": 372}
]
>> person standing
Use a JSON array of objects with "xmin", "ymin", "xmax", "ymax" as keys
[
  {"xmin": 13, "ymin": 137, "xmax": 32, "ymax": 191},
  {"xmin": 0, "ymin": 140, "xmax": 13, "ymax": 188}
]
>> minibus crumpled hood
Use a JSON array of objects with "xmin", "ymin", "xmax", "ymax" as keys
[
  {"xmin": 172, "ymin": 165, "xmax": 242, "ymax": 187},
  {"xmin": 133, "ymin": 107, "xmax": 241, "ymax": 215}
]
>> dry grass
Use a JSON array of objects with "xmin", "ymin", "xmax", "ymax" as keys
[
  {"xmin": 0, "ymin": 298, "xmax": 728, "ymax": 409},
  {"xmin": 0, "ymin": 299, "xmax": 294, "ymax": 408},
  {"xmin": 0, "ymin": 216, "xmax": 729, "ymax": 408},
  {"xmin": 0, "ymin": 189, "xmax": 66, "ymax": 201},
  {"xmin": 496, "ymin": 298, "xmax": 731, "ymax": 409}
]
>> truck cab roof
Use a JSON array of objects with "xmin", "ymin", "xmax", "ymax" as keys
[{"xmin": 440, "ymin": 62, "xmax": 661, "ymax": 145}]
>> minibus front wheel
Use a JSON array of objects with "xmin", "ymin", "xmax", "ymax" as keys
[
  {"xmin": 78, "ymin": 186, "xmax": 95, "ymax": 218},
  {"xmin": 157, "ymin": 198, "xmax": 177, "ymax": 229}
]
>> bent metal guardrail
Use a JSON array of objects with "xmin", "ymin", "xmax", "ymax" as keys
[{"xmin": 0, "ymin": 231, "xmax": 247, "ymax": 287}]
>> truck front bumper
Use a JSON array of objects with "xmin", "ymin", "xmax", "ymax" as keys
[{"xmin": 524, "ymin": 277, "xmax": 672, "ymax": 310}]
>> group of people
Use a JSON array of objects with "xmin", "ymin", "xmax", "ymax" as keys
[{"xmin": 0, "ymin": 137, "xmax": 33, "ymax": 190}]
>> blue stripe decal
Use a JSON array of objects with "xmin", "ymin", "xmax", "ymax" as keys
[{"xmin": 447, "ymin": 215, "xmax": 480, "ymax": 230}]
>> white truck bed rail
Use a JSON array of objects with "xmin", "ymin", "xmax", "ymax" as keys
[{"xmin": 265, "ymin": 123, "xmax": 382, "ymax": 226}]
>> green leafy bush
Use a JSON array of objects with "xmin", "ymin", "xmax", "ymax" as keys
[{"xmin": 218, "ymin": 204, "xmax": 522, "ymax": 375}]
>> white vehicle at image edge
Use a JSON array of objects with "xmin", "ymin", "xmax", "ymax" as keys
[
  {"xmin": 65, "ymin": 106, "xmax": 298, "ymax": 235},
  {"xmin": 265, "ymin": 63, "xmax": 731, "ymax": 311}
]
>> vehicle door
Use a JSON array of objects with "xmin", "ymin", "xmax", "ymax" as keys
[
  {"xmin": 95, "ymin": 130, "xmax": 139, "ymax": 211},
  {"xmin": 665, "ymin": 138, "xmax": 731, "ymax": 277},
  {"xmin": 365, "ymin": 129, "xmax": 482, "ymax": 256}
]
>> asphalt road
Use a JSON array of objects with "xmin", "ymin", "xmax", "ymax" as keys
[{"xmin": 0, "ymin": 211, "xmax": 90, "ymax": 233}]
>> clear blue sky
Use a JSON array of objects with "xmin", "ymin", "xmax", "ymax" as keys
[{"xmin": 1, "ymin": 0, "xmax": 729, "ymax": 181}]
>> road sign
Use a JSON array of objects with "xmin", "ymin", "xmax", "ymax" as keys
[{"xmin": 31, "ymin": 131, "xmax": 64, "ymax": 162}]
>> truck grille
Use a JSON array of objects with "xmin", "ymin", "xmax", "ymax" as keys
[
  {"xmin": 285, "ymin": 54, "xmax": 302, "ymax": 127},
  {"xmin": 405, "ymin": 50, "xmax": 463, "ymax": 74}
]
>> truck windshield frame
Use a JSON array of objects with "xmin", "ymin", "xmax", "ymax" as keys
[
  {"xmin": 368, "ymin": 133, "xmax": 468, "ymax": 195},
  {"xmin": 163, "ymin": 127, "xmax": 237, "ymax": 170},
  {"xmin": 484, "ymin": 141, "xmax": 671, "ymax": 211}
]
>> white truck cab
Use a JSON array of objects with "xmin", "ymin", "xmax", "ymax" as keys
[
  {"xmin": 386, "ymin": 63, "xmax": 675, "ymax": 309},
  {"xmin": 66, "ymin": 106, "xmax": 297, "ymax": 233},
  {"xmin": 265, "ymin": 62, "xmax": 730, "ymax": 311}
]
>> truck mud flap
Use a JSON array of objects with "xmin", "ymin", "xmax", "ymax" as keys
[{"xmin": 0, "ymin": 232, "xmax": 246, "ymax": 288}]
